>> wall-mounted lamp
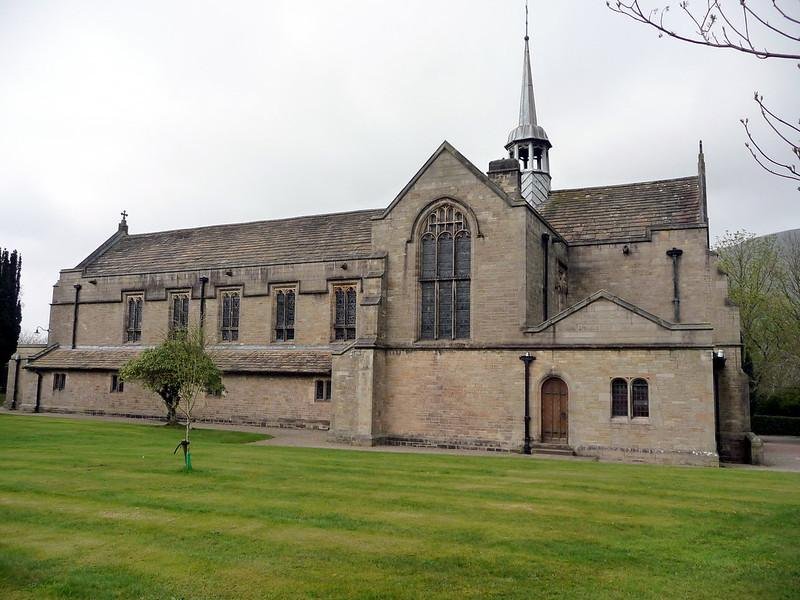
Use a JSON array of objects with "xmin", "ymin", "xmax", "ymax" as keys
[{"xmin": 622, "ymin": 245, "xmax": 630, "ymax": 255}]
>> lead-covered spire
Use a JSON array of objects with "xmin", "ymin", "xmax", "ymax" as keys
[
  {"xmin": 504, "ymin": 1, "xmax": 552, "ymax": 207},
  {"xmin": 507, "ymin": 2, "xmax": 548, "ymax": 146}
]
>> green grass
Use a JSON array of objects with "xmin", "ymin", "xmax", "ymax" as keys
[{"xmin": 0, "ymin": 416, "xmax": 798, "ymax": 599}]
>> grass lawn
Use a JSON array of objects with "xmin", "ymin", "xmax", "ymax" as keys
[{"xmin": 0, "ymin": 416, "xmax": 798, "ymax": 599}]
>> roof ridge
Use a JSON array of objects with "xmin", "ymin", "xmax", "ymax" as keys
[
  {"xmin": 126, "ymin": 207, "xmax": 382, "ymax": 239},
  {"xmin": 550, "ymin": 175, "xmax": 698, "ymax": 195}
]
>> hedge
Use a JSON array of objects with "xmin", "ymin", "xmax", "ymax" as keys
[{"xmin": 752, "ymin": 415, "xmax": 800, "ymax": 436}]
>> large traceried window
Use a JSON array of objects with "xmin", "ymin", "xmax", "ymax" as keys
[
  {"xmin": 419, "ymin": 203, "xmax": 471, "ymax": 340},
  {"xmin": 125, "ymin": 295, "xmax": 143, "ymax": 343}
]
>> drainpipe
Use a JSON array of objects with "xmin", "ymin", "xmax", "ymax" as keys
[
  {"xmin": 10, "ymin": 356, "xmax": 20, "ymax": 409},
  {"xmin": 71, "ymin": 284, "xmax": 82, "ymax": 349},
  {"xmin": 541, "ymin": 234, "xmax": 550, "ymax": 322},
  {"xmin": 199, "ymin": 276, "xmax": 209, "ymax": 331},
  {"xmin": 712, "ymin": 350, "xmax": 727, "ymax": 457},
  {"xmin": 34, "ymin": 371, "xmax": 42, "ymax": 413},
  {"xmin": 666, "ymin": 248, "xmax": 683, "ymax": 322},
  {"xmin": 519, "ymin": 352, "xmax": 536, "ymax": 454}
]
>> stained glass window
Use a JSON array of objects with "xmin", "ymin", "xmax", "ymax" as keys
[
  {"xmin": 275, "ymin": 289, "xmax": 295, "ymax": 341},
  {"xmin": 220, "ymin": 290, "xmax": 240, "ymax": 342},
  {"xmin": 125, "ymin": 295, "xmax": 143, "ymax": 343},
  {"xmin": 170, "ymin": 293, "xmax": 190, "ymax": 332},
  {"xmin": 334, "ymin": 285, "xmax": 357, "ymax": 341},
  {"xmin": 419, "ymin": 203, "xmax": 471, "ymax": 340}
]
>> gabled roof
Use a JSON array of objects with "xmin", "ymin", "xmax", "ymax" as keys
[
  {"xmin": 541, "ymin": 176, "xmax": 704, "ymax": 244},
  {"xmin": 81, "ymin": 209, "xmax": 382, "ymax": 276},
  {"xmin": 526, "ymin": 289, "xmax": 712, "ymax": 334},
  {"xmin": 26, "ymin": 346, "xmax": 332, "ymax": 375},
  {"xmin": 376, "ymin": 141, "xmax": 525, "ymax": 220}
]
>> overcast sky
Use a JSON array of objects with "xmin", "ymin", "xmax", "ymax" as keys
[{"xmin": 1, "ymin": 0, "xmax": 797, "ymax": 333}]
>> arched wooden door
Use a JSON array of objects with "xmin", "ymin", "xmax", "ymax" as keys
[{"xmin": 541, "ymin": 377, "xmax": 568, "ymax": 443}]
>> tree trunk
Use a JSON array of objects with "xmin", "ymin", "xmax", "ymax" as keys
[
  {"xmin": 160, "ymin": 392, "xmax": 179, "ymax": 425},
  {"xmin": 166, "ymin": 402, "xmax": 178, "ymax": 425}
]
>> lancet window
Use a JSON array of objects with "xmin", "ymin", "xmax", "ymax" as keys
[{"xmin": 333, "ymin": 285, "xmax": 357, "ymax": 341}]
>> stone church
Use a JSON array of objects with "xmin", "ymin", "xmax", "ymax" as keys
[{"xmin": 5, "ymin": 29, "xmax": 751, "ymax": 465}]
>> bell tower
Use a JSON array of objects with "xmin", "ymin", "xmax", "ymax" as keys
[{"xmin": 505, "ymin": 2, "xmax": 551, "ymax": 208}]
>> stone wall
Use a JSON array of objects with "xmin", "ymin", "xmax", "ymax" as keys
[
  {"xmin": 13, "ymin": 370, "xmax": 331, "ymax": 429},
  {"xmin": 4, "ymin": 345, "xmax": 48, "ymax": 411},
  {"xmin": 49, "ymin": 258, "xmax": 385, "ymax": 349},
  {"xmin": 370, "ymin": 148, "xmax": 560, "ymax": 345},
  {"xmin": 567, "ymin": 227, "xmax": 740, "ymax": 345},
  {"xmin": 335, "ymin": 347, "xmax": 718, "ymax": 466}
]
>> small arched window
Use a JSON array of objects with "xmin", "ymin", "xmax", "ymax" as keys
[
  {"xmin": 419, "ymin": 203, "xmax": 471, "ymax": 340},
  {"xmin": 611, "ymin": 378, "xmax": 628, "ymax": 417},
  {"xmin": 631, "ymin": 379, "xmax": 649, "ymax": 418}
]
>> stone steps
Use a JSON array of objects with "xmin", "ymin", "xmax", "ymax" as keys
[{"xmin": 531, "ymin": 443, "xmax": 575, "ymax": 456}]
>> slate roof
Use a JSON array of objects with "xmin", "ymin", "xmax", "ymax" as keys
[
  {"xmin": 27, "ymin": 347, "xmax": 332, "ymax": 375},
  {"xmin": 541, "ymin": 176, "xmax": 704, "ymax": 244},
  {"xmin": 82, "ymin": 209, "xmax": 382, "ymax": 276}
]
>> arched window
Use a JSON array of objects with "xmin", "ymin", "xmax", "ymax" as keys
[
  {"xmin": 419, "ymin": 203, "xmax": 471, "ymax": 340},
  {"xmin": 611, "ymin": 378, "xmax": 628, "ymax": 417},
  {"xmin": 631, "ymin": 379, "xmax": 649, "ymax": 418}
]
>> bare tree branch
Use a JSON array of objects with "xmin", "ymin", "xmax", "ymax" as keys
[{"xmin": 607, "ymin": 1, "xmax": 800, "ymax": 59}]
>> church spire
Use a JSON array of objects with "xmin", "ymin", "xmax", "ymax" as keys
[
  {"xmin": 505, "ymin": 1, "xmax": 552, "ymax": 208},
  {"xmin": 518, "ymin": 2, "xmax": 538, "ymax": 131}
]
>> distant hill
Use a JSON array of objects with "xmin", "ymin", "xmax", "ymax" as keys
[{"xmin": 762, "ymin": 228, "xmax": 800, "ymax": 251}]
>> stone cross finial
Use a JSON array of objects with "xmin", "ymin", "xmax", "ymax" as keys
[{"xmin": 118, "ymin": 210, "xmax": 129, "ymax": 234}]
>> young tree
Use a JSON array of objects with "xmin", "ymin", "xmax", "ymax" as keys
[
  {"xmin": 715, "ymin": 230, "xmax": 800, "ymax": 400},
  {"xmin": 608, "ymin": 1, "xmax": 799, "ymax": 189},
  {"xmin": 0, "ymin": 248, "xmax": 22, "ymax": 392},
  {"xmin": 120, "ymin": 328, "xmax": 224, "ymax": 469}
]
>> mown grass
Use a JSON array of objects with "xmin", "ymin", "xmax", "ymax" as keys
[{"xmin": 0, "ymin": 415, "xmax": 798, "ymax": 599}]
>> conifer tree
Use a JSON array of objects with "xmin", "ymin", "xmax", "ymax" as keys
[{"xmin": 0, "ymin": 249, "xmax": 22, "ymax": 391}]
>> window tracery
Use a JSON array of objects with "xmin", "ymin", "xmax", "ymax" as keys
[{"xmin": 419, "ymin": 203, "xmax": 471, "ymax": 340}]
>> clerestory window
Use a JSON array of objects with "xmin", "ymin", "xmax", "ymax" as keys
[
  {"xmin": 220, "ymin": 290, "xmax": 240, "ymax": 342},
  {"xmin": 170, "ymin": 292, "xmax": 190, "ymax": 332},
  {"xmin": 333, "ymin": 285, "xmax": 357, "ymax": 341},
  {"xmin": 275, "ymin": 288, "xmax": 296, "ymax": 342},
  {"xmin": 419, "ymin": 203, "xmax": 471, "ymax": 340},
  {"xmin": 125, "ymin": 295, "xmax": 143, "ymax": 343}
]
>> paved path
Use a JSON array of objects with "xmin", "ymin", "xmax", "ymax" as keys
[{"xmin": 759, "ymin": 436, "xmax": 800, "ymax": 472}]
